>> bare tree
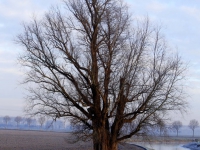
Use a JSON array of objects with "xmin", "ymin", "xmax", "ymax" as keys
[
  {"xmin": 17, "ymin": 0, "xmax": 186, "ymax": 149},
  {"xmin": 26, "ymin": 118, "xmax": 32, "ymax": 128},
  {"xmin": 15, "ymin": 116, "xmax": 22, "ymax": 127},
  {"xmin": 156, "ymin": 119, "xmax": 167, "ymax": 136},
  {"xmin": 189, "ymin": 119, "xmax": 199, "ymax": 137},
  {"xmin": 172, "ymin": 121, "xmax": 182, "ymax": 136},
  {"xmin": 3, "ymin": 115, "xmax": 11, "ymax": 128},
  {"xmin": 38, "ymin": 116, "xmax": 46, "ymax": 128}
]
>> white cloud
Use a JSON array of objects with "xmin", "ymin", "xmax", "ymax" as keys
[
  {"xmin": 0, "ymin": 0, "xmax": 36, "ymax": 21},
  {"xmin": 0, "ymin": 68, "xmax": 23, "ymax": 76},
  {"xmin": 147, "ymin": 1, "xmax": 167, "ymax": 12},
  {"xmin": 0, "ymin": 0, "xmax": 62, "ymax": 22},
  {"xmin": 0, "ymin": 48, "xmax": 22, "ymax": 76},
  {"xmin": 180, "ymin": 6, "xmax": 200, "ymax": 21},
  {"xmin": 0, "ymin": 98, "xmax": 24, "ymax": 116}
]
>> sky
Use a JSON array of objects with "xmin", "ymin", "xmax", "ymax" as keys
[{"xmin": 0, "ymin": 0, "xmax": 200, "ymax": 125}]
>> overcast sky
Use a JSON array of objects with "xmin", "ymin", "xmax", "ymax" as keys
[{"xmin": 0, "ymin": 0, "xmax": 200, "ymax": 125}]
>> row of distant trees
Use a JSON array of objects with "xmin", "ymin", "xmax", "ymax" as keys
[
  {"xmin": 3, "ymin": 116, "xmax": 45, "ymax": 128},
  {"xmin": 157, "ymin": 119, "xmax": 199, "ymax": 137},
  {"xmin": 2, "ymin": 115, "xmax": 68, "ymax": 130},
  {"xmin": 172, "ymin": 119, "xmax": 199, "ymax": 137},
  {"xmin": 3, "ymin": 115, "xmax": 199, "ymax": 137}
]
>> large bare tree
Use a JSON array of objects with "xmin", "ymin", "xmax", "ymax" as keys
[{"xmin": 17, "ymin": 0, "xmax": 186, "ymax": 150}]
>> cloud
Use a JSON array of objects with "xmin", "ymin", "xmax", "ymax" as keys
[
  {"xmin": 0, "ymin": 48, "xmax": 23, "ymax": 76},
  {"xmin": 0, "ymin": 0, "xmax": 62, "ymax": 22},
  {"xmin": 147, "ymin": 1, "xmax": 167, "ymax": 12},
  {"xmin": 0, "ymin": 0, "xmax": 36, "ymax": 21},
  {"xmin": 0, "ymin": 68, "xmax": 23, "ymax": 76},
  {"xmin": 0, "ymin": 0, "xmax": 64, "ymax": 51},
  {"xmin": 181, "ymin": 6, "xmax": 200, "ymax": 21}
]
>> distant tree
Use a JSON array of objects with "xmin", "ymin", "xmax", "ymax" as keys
[
  {"xmin": 189, "ymin": 119, "xmax": 199, "ymax": 137},
  {"xmin": 38, "ymin": 116, "xmax": 46, "ymax": 128},
  {"xmin": 172, "ymin": 121, "xmax": 182, "ymax": 136},
  {"xmin": 14, "ymin": 116, "xmax": 22, "ymax": 127},
  {"xmin": 156, "ymin": 119, "xmax": 167, "ymax": 136},
  {"xmin": 3, "ymin": 116, "xmax": 11, "ymax": 128},
  {"xmin": 26, "ymin": 118, "xmax": 32, "ymax": 128}
]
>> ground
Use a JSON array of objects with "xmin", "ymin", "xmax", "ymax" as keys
[{"xmin": 0, "ymin": 130, "xmax": 144, "ymax": 150}]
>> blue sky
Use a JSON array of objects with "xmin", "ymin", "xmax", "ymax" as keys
[{"xmin": 0, "ymin": 0, "xmax": 200, "ymax": 125}]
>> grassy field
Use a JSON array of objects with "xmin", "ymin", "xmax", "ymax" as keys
[{"xmin": 0, "ymin": 130, "xmax": 144, "ymax": 150}]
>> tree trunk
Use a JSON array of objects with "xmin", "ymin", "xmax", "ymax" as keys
[
  {"xmin": 93, "ymin": 139, "xmax": 117, "ymax": 150},
  {"xmin": 92, "ymin": 128, "xmax": 117, "ymax": 150}
]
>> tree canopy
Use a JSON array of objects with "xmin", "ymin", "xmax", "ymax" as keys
[{"xmin": 17, "ymin": 0, "xmax": 186, "ymax": 150}]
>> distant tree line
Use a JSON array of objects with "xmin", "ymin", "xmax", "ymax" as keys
[
  {"xmin": 157, "ymin": 119, "xmax": 199, "ymax": 137},
  {"xmin": 1, "ymin": 115, "xmax": 70, "ymax": 131},
  {"xmin": 1, "ymin": 116, "xmax": 199, "ymax": 137}
]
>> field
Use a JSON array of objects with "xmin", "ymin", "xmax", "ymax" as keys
[{"xmin": 0, "ymin": 130, "xmax": 143, "ymax": 150}]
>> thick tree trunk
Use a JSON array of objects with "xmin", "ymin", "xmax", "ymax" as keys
[
  {"xmin": 93, "ymin": 140, "xmax": 117, "ymax": 150},
  {"xmin": 92, "ymin": 128, "xmax": 117, "ymax": 150}
]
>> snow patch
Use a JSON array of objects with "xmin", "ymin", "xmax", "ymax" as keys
[{"xmin": 183, "ymin": 142, "xmax": 200, "ymax": 150}]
